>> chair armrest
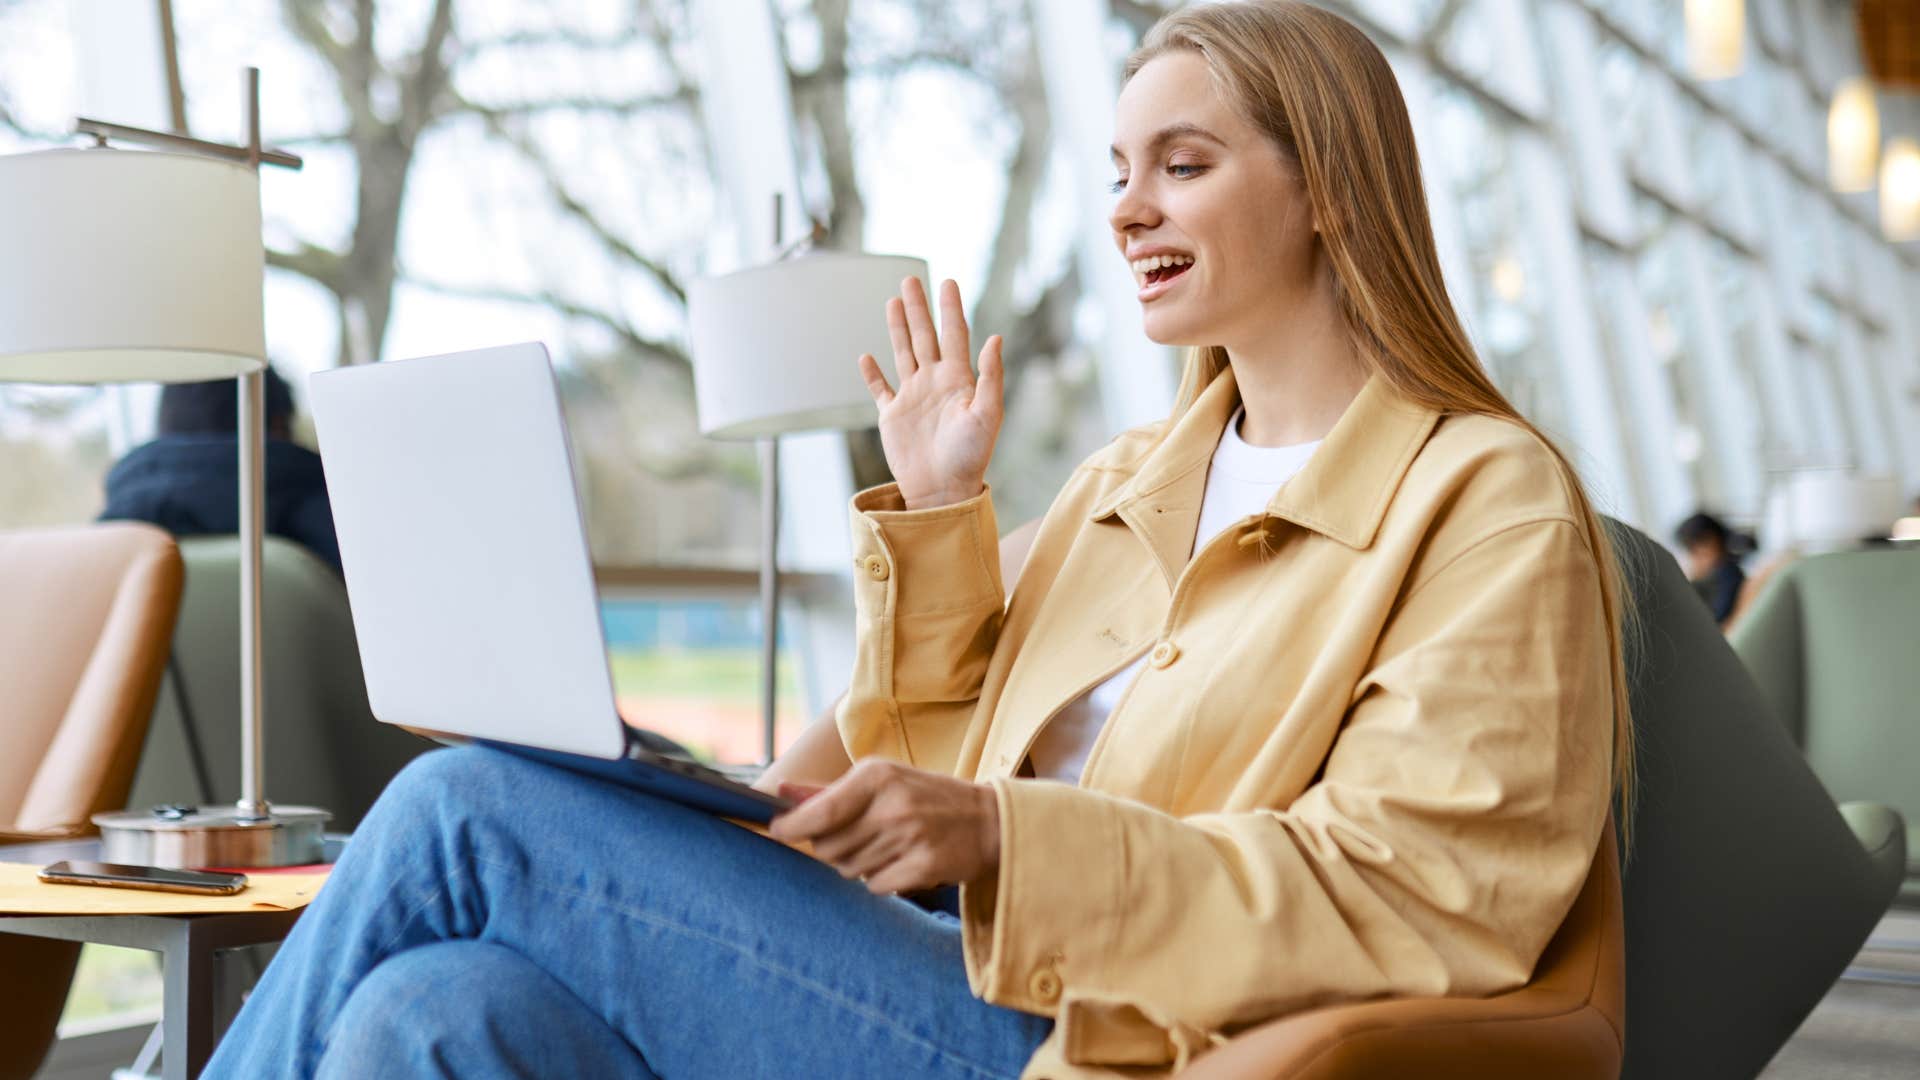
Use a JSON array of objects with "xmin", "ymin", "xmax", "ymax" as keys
[
  {"xmin": 1836, "ymin": 801, "xmax": 1908, "ymax": 899},
  {"xmin": 0, "ymin": 826, "xmax": 89, "ymax": 846},
  {"xmin": 1173, "ymin": 992, "xmax": 1622, "ymax": 1080}
]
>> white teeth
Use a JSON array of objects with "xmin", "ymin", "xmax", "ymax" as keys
[{"xmin": 1129, "ymin": 253, "xmax": 1193, "ymax": 274}]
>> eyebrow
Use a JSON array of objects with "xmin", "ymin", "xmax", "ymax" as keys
[{"xmin": 1110, "ymin": 122, "xmax": 1228, "ymax": 164}]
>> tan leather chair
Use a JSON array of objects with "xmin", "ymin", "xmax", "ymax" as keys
[
  {"xmin": 0, "ymin": 523, "xmax": 184, "ymax": 1080},
  {"xmin": 1175, "ymin": 520, "xmax": 1898, "ymax": 1078},
  {"xmin": 1177, "ymin": 826, "xmax": 1623, "ymax": 1080}
]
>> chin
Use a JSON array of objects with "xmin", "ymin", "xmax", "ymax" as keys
[{"xmin": 1140, "ymin": 307, "xmax": 1211, "ymax": 348}]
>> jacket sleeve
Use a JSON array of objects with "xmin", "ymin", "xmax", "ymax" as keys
[
  {"xmin": 958, "ymin": 517, "xmax": 1616, "ymax": 1069},
  {"xmin": 837, "ymin": 483, "xmax": 1005, "ymax": 772}
]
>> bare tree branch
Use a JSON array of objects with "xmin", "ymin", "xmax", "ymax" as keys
[
  {"xmin": 791, "ymin": 48, "xmax": 1000, "ymax": 93},
  {"xmin": 972, "ymin": 40, "xmax": 1050, "ymax": 345},
  {"xmin": 0, "ymin": 94, "xmax": 61, "ymax": 142},
  {"xmin": 794, "ymin": 0, "xmax": 863, "ymax": 245},
  {"xmin": 462, "ymin": 27, "xmax": 648, "ymax": 52},
  {"xmin": 279, "ymin": 0, "xmax": 349, "ymax": 76},
  {"xmin": 482, "ymin": 116, "xmax": 689, "ymax": 306},
  {"xmin": 403, "ymin": 275, "xmax": 688, "ymax": 367},
  {"xmin": 275, "ymin": 130, "xmax": 353, "ymax": 144},
  {"xmin": 398, "ymin": 0, "xmax": 456, "ymax": 145},
  {"xmin": 449, "ymin": 87, "xmax": 698, "ymax": 121},
  {"xmin": 266, "ymin": 241, "xmax": 349, "ymax": 296}
]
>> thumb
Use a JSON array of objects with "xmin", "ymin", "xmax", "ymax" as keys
[{"xmin": 973, "ymin": 335, "xmax": 1004, "ymax": 420}]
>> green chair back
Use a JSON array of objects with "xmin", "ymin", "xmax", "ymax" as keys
[
  {"xmin": 1608, "ymin": 522, "xmax": 1900, "ymax": 1079},
  {"xmin": 127, "ymin": 535, "xmax": 430, "ymax": 830},
  {"xmin": 1729, "ymin": 547, "xmax": 1920, "ymax": 882}
]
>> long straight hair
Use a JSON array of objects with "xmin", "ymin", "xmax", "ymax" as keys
[{"xmin": 1127, "ymin": 1, "xmax": 1637, "ymax": 832}]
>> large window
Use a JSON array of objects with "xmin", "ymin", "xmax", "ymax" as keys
[{"xmin": 1428, "ymin": 83, "xmax": 1567, "ymax": 440}]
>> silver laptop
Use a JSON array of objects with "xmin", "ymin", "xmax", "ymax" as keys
[{"xmin": 308, "ymin": 342, "xmax": 789, "ymax": 821}]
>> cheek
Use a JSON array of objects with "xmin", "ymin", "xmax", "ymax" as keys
[{"xmin": 1196, "ymin": 187, "xmax": 1304, "ymax": 296}]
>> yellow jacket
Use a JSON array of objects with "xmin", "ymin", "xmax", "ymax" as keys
[{"xmin": 839, "ymin": 368, "xmax": 1614, "ymax": 1078}]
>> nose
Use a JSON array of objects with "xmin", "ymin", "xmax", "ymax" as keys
[{"xmin": 1109, "ymin": 176, "xmax": 1160, "ymax": 239}]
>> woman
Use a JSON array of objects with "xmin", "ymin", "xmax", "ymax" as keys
[{"xmin": 206, "ymin": 3, "xmax": 1631, "ymax": 1077}]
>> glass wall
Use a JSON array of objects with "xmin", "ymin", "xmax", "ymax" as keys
[
  {"xmin": 4, "ymin": 1, "xmax": 1917, "ymax": 722},
  {"xmin": 1333, "ymin": 0, "xmax": 1920, "ymax": 533},
  {"xmin": 4, "ymin": 0, "xmax": 1918, "ymax": 1043}
]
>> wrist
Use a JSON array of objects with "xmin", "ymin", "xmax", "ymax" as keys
[
  {"xmin": 976, "ymin": 782, "xmax": 1001, "ymax": 871},
  {"xmin": 901, "ymin": 482, "xmax": 985, "ymax": 511}
]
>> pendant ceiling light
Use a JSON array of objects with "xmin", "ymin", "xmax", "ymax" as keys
[
  {"xmin": 1879, "ymin": 137, "xmax": 1920, "ymax": 241},
  {"xmin": 1828, "ymin": 77, "xmax": 1880, "ymax": 192},
  {"xmin": 1685, "ymin": 0, "xmax": 1745, "ymax": 81}
]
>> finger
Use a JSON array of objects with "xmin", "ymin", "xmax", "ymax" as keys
[
  {"xmin": 865, "ymin": 855, "xmax": 934, "ymax": 897},
  {"xmin": 777, "ymin": 781, "xmax": 826, "ymax": 804},
  {"xmin": 855, "ymin": 354, "xmax": 894, "ymax": 407},
  {"xmin": 818, "ymin": 827, "xmax": 899, "ymax": 879},
  {"xmin": 770, "ymin": 767, "xmax": 878, "ymax": 842},
  {"xmin": 809, "ymin": 817, "xmax": 884, "ymax": 867},
  {"xmin": 973, "ymin": 335, "xmax": 1004, "ymax": 423},
  {"xmin": 936, "ymin": 279, "xmax": 970, "ymax": 374},
  {"xmin": 902, "ymin": 276, "xmax": 941, "ymax": 369},
  {"xmin": 843, "ymin": 832, "xmax": 907, "ymax": 880},
  {"xmin": 885, "ymin": 297, "xmax": 916, "ymax": 380}
]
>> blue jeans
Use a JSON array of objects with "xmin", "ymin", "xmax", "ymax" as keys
[{"xmin": 203, "ymin": 746, "xmax": 1053, "ymax": 1079}]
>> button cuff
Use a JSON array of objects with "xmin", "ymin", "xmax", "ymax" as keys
[{"xmin": 1028, "ymin": 966, "xmax": 1063, "ymax": 1004}]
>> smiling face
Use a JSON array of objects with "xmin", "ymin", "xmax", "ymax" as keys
[{"xmin": 1110, "ymin": 51, "xmax": 1322, "ymax": 349}]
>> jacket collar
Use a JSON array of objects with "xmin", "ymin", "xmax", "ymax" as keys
[{"xmin": 1089, "ymin": 366, "xmax": 1440, "ymax": 552}]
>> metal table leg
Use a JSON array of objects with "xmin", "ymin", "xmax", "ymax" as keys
[
  {"xmin": 161, "ymin": 919, "xmax": 214, "ymax": 1080},
  {"xmin": 0, "ymin": 908, "xmax": 303, "ymax": 1080}
]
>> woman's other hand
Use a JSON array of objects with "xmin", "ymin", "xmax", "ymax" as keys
[
  {"xmin": 856, "ymin": 277, "xmax": 1004, "ymax": 511},
  {"xmin": 769, "ymin": 759, "xmax": 1000, "ymax": 895}
]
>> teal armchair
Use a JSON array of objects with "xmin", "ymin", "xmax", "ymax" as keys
[
  {"xmin": 1728, "ymin": 547, "xmax": 1920, "ymax": 904},
  {"xmin": 127, "ymin": 535, "xmax": 431, "ymax": 831}
]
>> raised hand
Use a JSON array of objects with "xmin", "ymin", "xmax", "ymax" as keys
[{"xmin": 856, "ymin": 277, "xmax": 1004, "ymax": 511}]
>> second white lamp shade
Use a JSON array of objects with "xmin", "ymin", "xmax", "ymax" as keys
[
  {"xmin": 687, "ymin": 253, "xmax": 928, "ymax": 439},
  {"xmin": 0, "ymin": 148, "xmax": 266, "ymax": 384}
]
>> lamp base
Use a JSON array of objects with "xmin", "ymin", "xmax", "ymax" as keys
[{"xmin": 92, "ymin": 804, "xmax": 331, "ymax": 869}]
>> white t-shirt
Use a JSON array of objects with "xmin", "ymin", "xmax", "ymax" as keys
[{"xmin": 1026, "ymin": 408, "xmax": 1321, "ymax": 783}]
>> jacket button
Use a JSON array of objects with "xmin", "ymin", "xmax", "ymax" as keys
[
  {"xmin": 1149, "ymin": 640, "xmax": 1179, "ymax": 668},
  {"xmin": 862, "ymin": 555, "xmax": 889, "ymax": 581},
  {"xmin": 1028, "ymin": 966, "xmax": 1062, "ymax": 1004}
]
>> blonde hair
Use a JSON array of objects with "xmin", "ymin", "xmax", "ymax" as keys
[{"xmin": 1128, "ymin": 1, "xmax": 1636, "ymax": 834}]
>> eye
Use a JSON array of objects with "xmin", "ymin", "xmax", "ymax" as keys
[
  {"xmin": 1108, "ymin": 175, "xmax": 1129, "ymax": 194},
  {"xmin": 1168, "ymin": 163, "xmax": 1206, "ymax": 179}
]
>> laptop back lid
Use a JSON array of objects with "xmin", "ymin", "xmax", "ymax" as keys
[{"xmin": 309, "ymin": 342, "xmax": 625, "ymax": 759}]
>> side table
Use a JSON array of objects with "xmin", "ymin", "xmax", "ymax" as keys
[{"xmin": 1, "ymin": 835, "xmax": 341, "ymax": 1080}]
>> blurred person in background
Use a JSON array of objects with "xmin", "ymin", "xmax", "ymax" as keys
[
  {"xmin": 1675, "ymin": 511, "xmax": 1748, "ymax": 627},
  {"xmin": 99, "ymin": 365, "xmax": 341, "ymax": 574},
  {"xmin": 205, "ymin": 4, "xmax": 1633, "ymax": 1077}
]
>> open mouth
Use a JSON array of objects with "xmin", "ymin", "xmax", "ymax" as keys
[{"xmin": 1130, "ymin": 253, "xmax": 1194, "ymax": 289}]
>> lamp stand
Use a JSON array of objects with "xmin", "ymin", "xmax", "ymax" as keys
[
  {"xmin": 758, "ymin": 437, "xmax": 781, "ymax": 766},
  {"xmin": 91, "ymin": 67, "xmax": 329, "ymax": 868}
]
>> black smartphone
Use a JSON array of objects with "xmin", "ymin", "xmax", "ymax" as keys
[{"xmin": 38, "ymin": 860, "xmax": 247, "ymax": 896}]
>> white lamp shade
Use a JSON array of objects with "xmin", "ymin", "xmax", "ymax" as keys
[
  {"xmin": 687, "ymin": 252, "xmax": 927, "ymax": 439},
  {"xmin": 0, "ymin": 148, "xmax": 267, "ymax": 384}
]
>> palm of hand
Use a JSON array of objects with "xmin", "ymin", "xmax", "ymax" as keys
[
  {"xmin": 878, "ymin": 371, "xmax": 995, "ymax": 505},
  {"xmin": 856, "ymin": 277, "xmax": 1005, "ymax": 511}
]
